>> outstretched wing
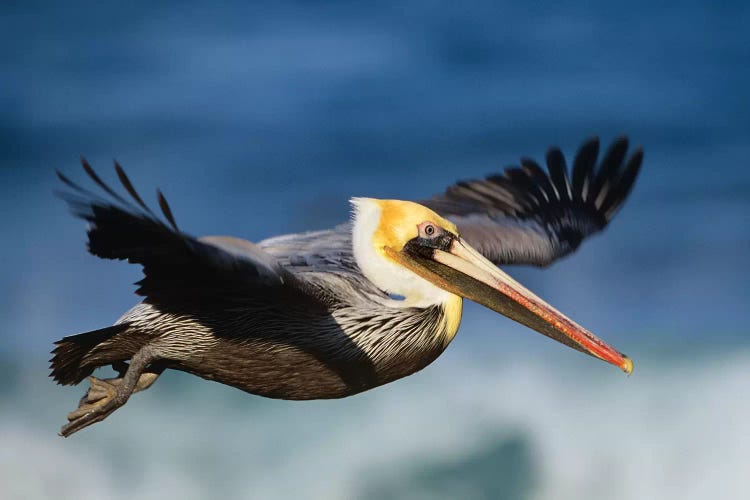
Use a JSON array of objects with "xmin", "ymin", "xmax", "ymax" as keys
[
  {"xmin": 423, "ymin": 136, "xmax": 643, "ymax": 267},
  {"xmin": 57, "ymin": 160, "xmax": 317, "ymax": 312}
]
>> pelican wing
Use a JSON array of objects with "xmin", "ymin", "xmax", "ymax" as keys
[
  {"xmin": 258, "ymin": 226, "xmax": 358, "ymax": 273},
  {"xmin": 56, "ymin": 161, "xmax": 315, "ymax": 312},
  {"xmin": 423, "ymin": 137, "xmax": 643, "ymax": 267}
]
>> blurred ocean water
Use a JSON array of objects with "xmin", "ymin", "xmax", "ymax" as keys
[
  {"xmin": 3, "ymin": 349, "xmax": 750, "ymax": 499},
  {"xmin": 1, "ymin": 1, "xmax": 749, "ymax": 499}
]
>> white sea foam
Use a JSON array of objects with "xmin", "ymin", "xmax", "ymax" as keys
[{"xmin": 2, "ymin": 347, "xmax": 749, "ymax": 500}]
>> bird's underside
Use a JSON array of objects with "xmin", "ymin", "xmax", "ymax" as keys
[{"xmin": 51, "ymin": 136, "xmax": 642, "ymax": 436}]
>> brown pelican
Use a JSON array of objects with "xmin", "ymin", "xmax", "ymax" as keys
[{"xmin": 51, "ymin": 136, "xmax": 642, "ymax": 437}]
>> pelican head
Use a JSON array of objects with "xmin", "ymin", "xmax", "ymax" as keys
[{"xmin": 351, "ymin": 197, "xmax": 632, "ymax": 374}]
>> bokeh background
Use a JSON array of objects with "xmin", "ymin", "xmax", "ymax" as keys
[{"xmin": 2, "ymin": 1, "xmax": 749, "ymax": 499}]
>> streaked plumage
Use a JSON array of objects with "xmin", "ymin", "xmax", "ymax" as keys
[{"xmin": 51, "ymin": 136, "xmax": 642, "ymax": 437}]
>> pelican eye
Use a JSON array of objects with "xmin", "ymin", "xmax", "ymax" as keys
[
  {"xmin": 411, "ymin": 221, "xmax": 453, "ymax": 253},
  {"xmin": 418, "ymin": 221, "xmax": 442, "ymax": 239},
  {"xmin": 405, "ymin": 222, "xmax": 454, "ymax": 256}
]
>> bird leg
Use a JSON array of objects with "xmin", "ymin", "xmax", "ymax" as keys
[{"xmin": 60, "ymin": 347, "xmax": 160, "ymax": 437}]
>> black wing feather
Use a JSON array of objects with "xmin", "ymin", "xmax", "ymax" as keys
[
  {"xmin": 57, "ymin": 161, "xmax": 299, "ymax": 312},
  {"xmin": 520, "ymin": 158, "xmax": 556, "ymax": 204},
  {"xmin": 590, "ymin": 136, "xmax": 628, "ymax": 205},
  {"xmin": 545, "ymin": 147, "xmax": 572, "ymax": 202},
  {"xmin": 423, "ymin": 136, "xmax": 643, "ymax": 267},
  {"xmin": 114, "ymin": 161, "xmax": 158, "ymax": 219},
  {"xmin": 505, "ymin": 167, "xmax": 545, "ymax": 208},
  {"xmin": 156, "ymin": 188, "xmax": 179, "ymax": 231},
  {"xmin": 81, "ymin": 157, "xmax": 135, "ymax": 209},
  {"xmin": 601, "ymin": 147, "xmax": 643, "ymax": 219},
  {"xmin": 571, "ymin": 137, "xmax": 599, "ymax": 204}
]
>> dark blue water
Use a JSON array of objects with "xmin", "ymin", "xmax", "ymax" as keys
[{"xmin": 1, "ymin": 2, "xmax": 749, "ymax": 499}]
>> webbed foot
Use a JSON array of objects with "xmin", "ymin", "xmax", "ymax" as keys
[
  {"xmin": 58, "ymin": 349, "xmax": 163, "ymax": 437},
  {"xmin": 61, "ymin": 376, "xmax": 122, "ymax": 437}
]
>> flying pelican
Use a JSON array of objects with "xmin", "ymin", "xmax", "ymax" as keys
[{"xmin": 51, "ymin": 136, "xmax": 642, "ymax": 437}]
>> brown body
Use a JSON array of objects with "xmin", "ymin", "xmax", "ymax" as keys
[{"xmin": 75, "ymin": 297, "xmax": 455, "ymax": 401}]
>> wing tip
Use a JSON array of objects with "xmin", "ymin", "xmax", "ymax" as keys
[{"xmin": 156, "ymin": 188, "xmax": 179, "ymax": 231}]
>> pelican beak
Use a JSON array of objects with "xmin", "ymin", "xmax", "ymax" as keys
[{"xmin": 389, "ymin": 237, "xmax": 633, "ymax": 374}]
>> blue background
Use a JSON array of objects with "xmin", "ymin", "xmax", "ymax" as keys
[{"xmin": 1, "ymin": 2, "xmax": 748, "ymax": 499}]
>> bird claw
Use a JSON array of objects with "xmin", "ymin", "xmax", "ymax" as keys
[{"xmin": 61, "ymin": 376, "xmax": 121, "ymax": 437}]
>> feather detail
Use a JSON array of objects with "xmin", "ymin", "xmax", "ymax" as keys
[{"xmin": 423, "ymin": 136, "xmax": 644, "ymax": 266}]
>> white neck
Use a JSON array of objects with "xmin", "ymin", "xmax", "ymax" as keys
[{"xmin": 350, "ymin": 198, "xmax": 452, "ymax": 308}]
